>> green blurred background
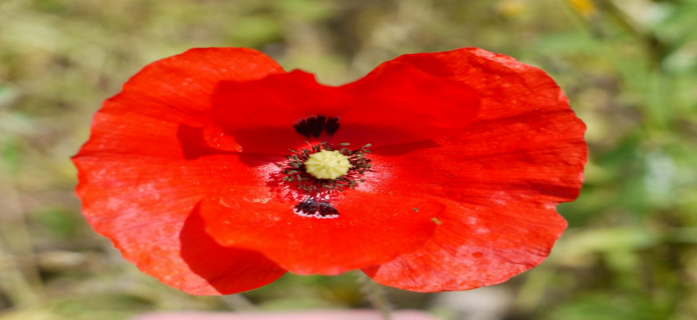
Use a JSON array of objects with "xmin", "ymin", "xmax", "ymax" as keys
[{"xmin": 1, "ymin": 0, "xmax": 696, "ymax": 319}]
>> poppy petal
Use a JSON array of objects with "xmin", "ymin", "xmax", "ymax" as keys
[
  {"xmin": 74, "ymin": 152, "xmax": 286, "ymax": 295},
  {"xmin": 370, "ymin": 47, "xmax": 587, "ymax": 205},
  {"xmin": 206, "ymin": 63, "xmax": 480, "ymax": 154},
  {"xmin": 199, "ymin": 187, "xmax": 444, "ymax": 275},
  {"xmin": 332, "ymin": 59, "xmax": 481, "ymax": 148},
  {"xmin": 360, "ymin": 48, "xmax": 586, "ymax": 290},
  {"xmin": 73, "ymin": 47, "xmax": 288, "ymax": 294},
  {"xmin": 362, "ymin": 200, "xmax": 567, "ymax": 291},
  {"xmin": 104, "ymin": 47, "xmax": 284, "ymax": 127}
]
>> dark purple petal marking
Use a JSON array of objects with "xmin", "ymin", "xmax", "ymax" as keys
[
  {"xmin": 293, "ymin": 197, "xmax": 339, "ymax": 219},
  {"xmin": 325, "ymin": 117, "xmax": 340, "ymax": 136},
  {"xmin": 294, "ymin": 115, "xmax": 340, "ymax": 138}
]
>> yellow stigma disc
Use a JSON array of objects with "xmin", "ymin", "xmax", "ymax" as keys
[{"xmin": 304, "ymin": 150, "xmax": 351, "ymax": 180}]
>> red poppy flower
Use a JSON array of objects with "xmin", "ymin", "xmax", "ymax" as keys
[{"xmin": 73, "ymin": 47, "xmax": 587, "ymax": 295}]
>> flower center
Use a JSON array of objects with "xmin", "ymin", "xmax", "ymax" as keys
[
  {"xmin": 280, "ymin": 142, "xmax": 372, "ymax": 194},
  {"xmin": 278, "ymin": 142, "xmax": 372, "ymax": 201},
  {"xmin": 279, "ymin": 143, "xmax": 372, "ymax": 218},
  {"xmin": 284, "ymin": 115, "xmax": 372, "ymax": 219},
  {"xmin": 304, "ymin": 150, "xmax": 351, "ymax": 180}
]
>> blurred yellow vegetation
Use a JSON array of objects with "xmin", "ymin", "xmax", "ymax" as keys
[{"xmin": 567, "ymin": 0, "xmax": 597, "ymax": 17}]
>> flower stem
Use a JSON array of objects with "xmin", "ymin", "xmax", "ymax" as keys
[{"xmin": 357, "ymin": 272, "xmax": 392, "ymax": 320}]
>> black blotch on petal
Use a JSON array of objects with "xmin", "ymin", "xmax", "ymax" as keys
[
  {"xmin": 325, "ymin": 117, "xmax": 340, "ymax": 136},
  {"xmin": 318, "ymin": 202, "xmax": 339, "ymax": 217},
  {"xmin": 308, "ymin": 115, "xmax": 326, "ymax": 138},
  {"xmin": 293, "ymin": 197, "xmax": 340, "ymax": 218},
  {"xmin": 294, "ymin": 115, "xmax": 340, "ymax": 138},
  {"xmin": 294, "ymin": 115, "xmax": 326, "ymax": 138},
  {"xmin": 293, "ymin": 120, "xmax": 311, "ymax": 138},
  {"xmin": 295, "ymin": 198, "xmax": 319, "ymax": 215}
]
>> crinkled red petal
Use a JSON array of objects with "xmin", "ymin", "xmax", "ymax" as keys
[
  {"xmin": 73, "ymin": 48, "xmax": 287, "ymax": 294},
  {"xmin": 74, "ymin": 152, "xmax": 286, "ymax": 294},
  {"xmin": 332, "ymin": 61, "xmax": 480, "ymax": 149},
  {"xmin": 361, "ymin": 47, "xmax": 587, "ymax": 291},
  {"xmin": 104, "ymin": 47, "xmax": 284, "ymax": 127},
  {"xmin": 362, "ymin": 199, "xmax": 567, "ymax": 291},
  {"xmin": 199, "ymin": 187, "xmax": 444, "ymax": 275},
  {"xmin": 206, "ymin": 64, "xmax": 480, "ymax": 154}
]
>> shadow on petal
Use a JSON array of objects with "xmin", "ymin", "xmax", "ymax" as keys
[
  {"xmin": 177, "ymin": 124, "xmax": 284, "ymax": 167},
  {"xmin": 179, "ymin": 203, "xmax": 286, "ymax": 294},
  {"xmin": 177, "ymin": 124, "xmax": 227, "ymax": 160},
  {"xmin": 372, "ymin": 140, "xmax": 440, "ymax": 156}
]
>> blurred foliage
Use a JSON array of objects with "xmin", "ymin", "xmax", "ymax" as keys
[{"xmin": 1, "ymin": 0, "xmax": 696, "ymax": 319}]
